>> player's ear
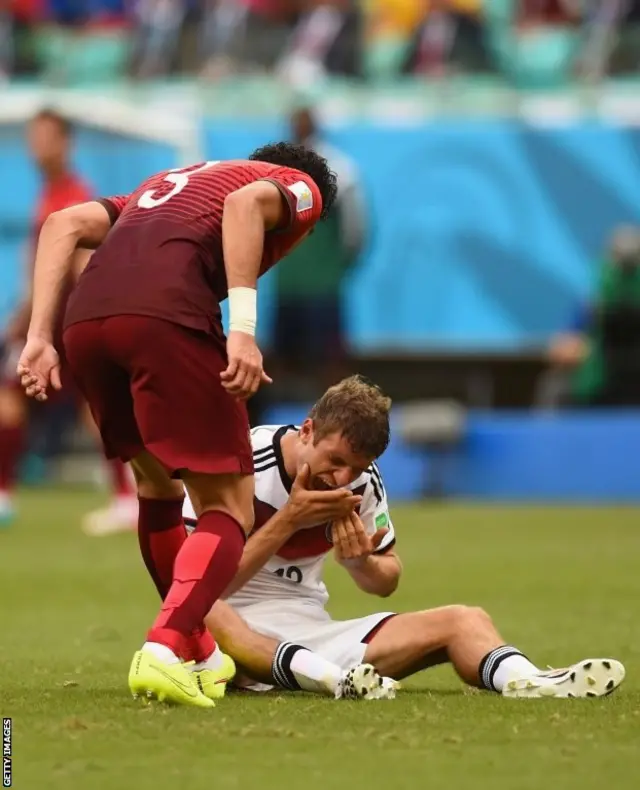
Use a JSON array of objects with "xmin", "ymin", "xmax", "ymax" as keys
[{"xmin": 299, "ymin": 418, "xmax": 314, "ymax": 444}]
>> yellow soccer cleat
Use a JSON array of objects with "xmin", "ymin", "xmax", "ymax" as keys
[
  {"xmin": 128, "ymin": 650, "xmax": 215, "ymax": 708},
  {"xmin": 192, "ymin": 653, "xmax": 237, "ymax": 701}
]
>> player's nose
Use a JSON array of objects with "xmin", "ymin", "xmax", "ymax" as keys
[{"xmin": 334, "ymin": 469, "xmax": 352, "ymax": 488}]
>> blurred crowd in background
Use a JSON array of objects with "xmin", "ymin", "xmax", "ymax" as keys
[{"xmin": 2, "ymin": 1, "xmax": 640, "ymax": 85}]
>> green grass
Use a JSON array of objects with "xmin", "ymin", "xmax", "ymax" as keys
[{"xmin": 1, "ymin": 490, "xmax": 639, "ymax": 790}]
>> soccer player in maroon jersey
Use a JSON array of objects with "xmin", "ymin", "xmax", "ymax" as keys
[
  {"xmin": 17, "ymin": 143, "xmax": 357, "ymax": 708},
  {"xmin": 0, "ymin": 108, "xmax": 137, "ymax": 529}
]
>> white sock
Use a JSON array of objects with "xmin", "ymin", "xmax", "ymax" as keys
[
  {"xmin": 487, "ymin": 649, "xmax": 540, "ymax": 692},
  {"xmin": 142, "ymin": 641, "xmax": 180, "ymax": 665},
  {"xmin": 272, "ymin": 642, "xmax": 342, "ymax": 696},
  {"xmin": 192, "ymin": 644, "xmax": 225, "ymax": 672},
  {"xmin": 0, "ymin": 491, "xmax": 13, "ymax": 510}
]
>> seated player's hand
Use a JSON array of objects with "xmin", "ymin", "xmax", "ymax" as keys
[
  {"xmin": 332, "ymin": 512, "xmax": 389, "ymax": 566},
  {"xmin": 284, "ymin": 463, "xmax": 363, "ymax": 529},
  {"xmin": 16, "ymin": 336, "xmax": 62, "ymax": 402},
  {"xmin": 221, "ymin": 331, "xmax": 272, "ymax": 400}
]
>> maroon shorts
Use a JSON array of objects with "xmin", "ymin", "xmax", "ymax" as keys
[{"xmin": 63, "ymin": 316, "xmax": 254, "ymax": 477}]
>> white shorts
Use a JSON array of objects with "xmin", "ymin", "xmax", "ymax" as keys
[{"xmin": 233, "ymin": 599, "xmax": 395, "ymax": 692}]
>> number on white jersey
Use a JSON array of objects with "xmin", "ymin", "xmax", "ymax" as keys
[
  {"xmin": 274, "ymin": 566, "xmax": 303, "ymax": 584},
  {"xmin": 137, "ymin": 161, "xmax": 221, "ymax": 209}
]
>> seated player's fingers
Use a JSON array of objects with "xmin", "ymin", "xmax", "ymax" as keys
[
  {"xmin": 334, "ymin": 521, "xmax": 352, "ymax": 558},
  {"xmin": 336, "ymin": 494, "xmax": 362, "ymax": 516},
  {"xmin": 261, "ymin": 370, "xmax": 273, "ymax": 385},
  {"xmin": 344, "ymin": 517, "xmax": 362, "ymax": 557}
]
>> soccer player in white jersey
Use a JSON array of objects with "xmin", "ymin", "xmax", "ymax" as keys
[{"xmin": 185, "ymin": 376, "xmax": 625, "ymax": 700}]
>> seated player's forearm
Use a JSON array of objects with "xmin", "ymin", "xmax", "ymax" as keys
[
  {"xmin": 346, "ymin": 554, "xmax": 401, "ymax": 598},
  {"xmin": 28, "ymin": 213, "xmax": 81, "ymax": 340},
  {"xmin": 223, "ymin": 508, "xmax": 297, "ymax": 597}
]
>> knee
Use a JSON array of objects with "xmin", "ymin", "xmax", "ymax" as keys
[
  {"xmin": 205, "ymin": 602, "xmax": 248, "ymax": 653},
  {"xmin": 188, "ymin": 473, "xmax": 255, "ymax": 534},
  {"xmin": 450, "ymin": 605, "xmax": 493, "ymax": 633},
  {"xmin": 131, "ymin": 452, "xmax": 184, "ymax": 500},
  {"xmin": 136, "ymin": 478, "xmax": 184, "ymax": 500}
]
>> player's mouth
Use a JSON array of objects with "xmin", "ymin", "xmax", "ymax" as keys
[{"xmin": 312, "ymin": 477, "xmax": 337, "ymax": 491}]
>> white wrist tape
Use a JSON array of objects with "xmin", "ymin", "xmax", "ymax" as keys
[{"xmin": 228, "ymin": 287, "xmax": 257, "ymax": 336}]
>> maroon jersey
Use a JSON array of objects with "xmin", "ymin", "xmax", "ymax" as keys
[{"xmin": 64, "ymin": 160, "xmax": 323, "ymax": 335}]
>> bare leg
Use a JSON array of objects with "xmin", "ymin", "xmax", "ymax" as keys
[
  {"xmin": 205, "ymin": 599, "xmax": 279, "ymax": 685},
  {"xmin": 364, "ymin": 605, "xmax": 506, "ymax": 687}
]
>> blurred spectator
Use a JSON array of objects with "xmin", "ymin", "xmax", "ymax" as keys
[
  {"xmin": 607, "ymin": 0, "xmax": 640, "ymax": 75},
  {"xmin": 199, "ymin": 0, "xmax": 296, "ymax": 79},
  {"xmin": 0, "ymin": 1, "xmax": 12, "ymax": 80},
  {"xmin": 402, "ymin": 0, "xmax": 491, "ymax": 77},
  {"xmin": 131, "ymin": 0, "xmax": 189, "ymax": 78},
  {"xmin": 271, "ymin": 105, "xmax": 366, "ymax": 396},
  {"xmin": 538, "ymin": 226, "xmax": 640, "ymax": 409},
  {"xmin": 277, "ymin": 0, "xmax": 363, "ymax": 86}
]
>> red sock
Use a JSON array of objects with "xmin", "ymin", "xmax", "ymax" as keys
[
  {"xmin": 138, "ymin": 497, "xmax": 187, "ymax": 597},
  {"xmin": 0, "ymin": 425, "xmax": 25, "ymax": 492},
  {"xmin": 148, "ymin": 510, "xmax": 245, "ymax": 659},
  {"xmin": 138, "ymin": 497, "xmax": 216, "ymax": 662},
  {"xmin": 109, "ymin": 459, "xmax": 135, "ymax": 498}
]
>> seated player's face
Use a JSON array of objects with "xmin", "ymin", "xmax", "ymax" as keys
[{"xmin": 302, "ymin": 429, "xmax": 374, "ymax": 490}]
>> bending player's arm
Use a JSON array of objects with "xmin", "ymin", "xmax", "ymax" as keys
[
  {"xmin": 17, "ymin": 201, "xmax": 117, "ymax": 399},
  {"xmin": 26, "ymin": 201, "xmax": 113, "ymax": 342},
  {"xmin": 224, "ymin": 463, "xmax": 362, "ymax": 597},
  {"xmin": 220, "ymin": 179, "xmax": 297, "ymax": 399}
]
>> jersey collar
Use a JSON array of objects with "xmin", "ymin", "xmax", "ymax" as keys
[{"xmin": 273, "ymin": 424, "xmax": 298, "ymax": 493}]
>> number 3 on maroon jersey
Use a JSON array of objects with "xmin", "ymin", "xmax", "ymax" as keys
[{"xmin": 137, "ymin": 161, "xmax": 221, "ymax": 209}]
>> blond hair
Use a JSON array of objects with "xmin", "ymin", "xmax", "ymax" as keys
[{"xmin": 308, "ymin": 375, "xmax": 392, "ymax": 459}]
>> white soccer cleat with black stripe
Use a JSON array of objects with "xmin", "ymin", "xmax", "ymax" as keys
[
  {"xmin": 502, "ymin": 658, "xmax": 625, "ymax": 699},
  {"xmin": 336, "ymin": 663, "xmax": 399, "ymax": 700}
]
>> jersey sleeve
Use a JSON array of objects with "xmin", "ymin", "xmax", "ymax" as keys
[
  {"xmin": 263, "ymin": 167, "xmax": 323, "ymax": 233},
  {"xmin": 96, "ymin": 194, "xmax": 131, "ymax": 225},
  {"xmin": 358, "ymin": 464, "xmax": 396, "ymax": 554}
]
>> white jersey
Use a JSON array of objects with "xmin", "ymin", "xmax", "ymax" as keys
[{"xmin": 183, "ymin": 424, "xmax": 395, "ymax": 608}]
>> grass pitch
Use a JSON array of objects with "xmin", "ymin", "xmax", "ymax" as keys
[{"xmin": 1, "ymin": 488, "xmax": 639, "ymax": 790}]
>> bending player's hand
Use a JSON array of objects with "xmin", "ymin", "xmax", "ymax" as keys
[
  {"xmin": 284, "ymin": 463, "xmax": 363, "ymax": 529},
  {"xmin": 221, "ymin": 331, "xmax": 272, "ymax": 400},
  {"xmin": 332, "ymin": 512, "xmax": 389, "ymax": 566},
  {"xmin": 16, "ymin": 336, "xmax": 61, "ymax": 402}
]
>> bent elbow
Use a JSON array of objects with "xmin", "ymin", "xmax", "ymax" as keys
[
  {"xmin": 42, "ymin": 209, "xmax": 83, "ymax": 243},
  {"xmin": 377, "ymin": 579, "xmax": 400, "ymax": 599}
]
